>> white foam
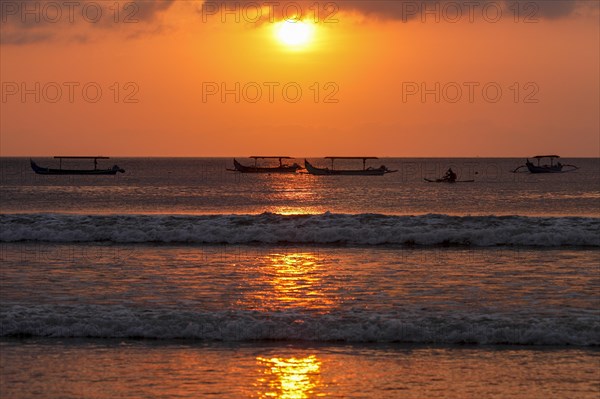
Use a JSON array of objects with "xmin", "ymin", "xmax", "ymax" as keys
[
  {"xmin": 1, "ymin": 213, "xmax": 598, "ymax": 247},
  {"xmin": 1, "ymin": 305, "xmax": 598, "ymax": 346}
]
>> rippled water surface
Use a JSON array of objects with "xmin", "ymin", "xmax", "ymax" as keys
[
  {"xmin": 1, "ymin": 158, "xmax": 599, "ymax": 398},
  {"xmin": 2, "ymin": 158, "xmax": 599, "ymax": 216},
  {"xmin": 2, "ymin": 341, "xmax": 599, "ymax": 399}
]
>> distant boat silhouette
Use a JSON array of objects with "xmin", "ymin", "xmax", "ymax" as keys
[
  {"xmin": 30, "ymin": 157, "xmax": 125, "ymax": 175},
  {"xmin": 424, "ymin": 178, "xmax": 474, "ymax": 183},
  {"xmin": 424, "ymin": 167, "xmax": 474, "ymax": 183},
  {"xmin": 228, "ymin": 156, "xmax": 301, "ymax": 173},
  {"xmin": 305, "ymin": 157, "xmax": 397, "ymax": 176},
  {"xmin": 512, "ymin": 155, "xmax": 579, "ymax": 173}
]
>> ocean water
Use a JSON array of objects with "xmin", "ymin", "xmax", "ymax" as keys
[{"xmin": 1, "ymin": 157, "xmax": 599, "ymax": 398}]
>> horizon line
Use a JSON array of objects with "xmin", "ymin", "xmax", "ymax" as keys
[{"xmin": 3, "ymin": 155, "xmax": 599, "ymax": 159}]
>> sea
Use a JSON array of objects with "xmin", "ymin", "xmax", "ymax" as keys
[{"xmin": 1, "ymin": 157, "xmax": 599, "ymax": 398}]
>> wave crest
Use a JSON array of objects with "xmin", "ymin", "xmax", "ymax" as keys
[
  {"xmin": 1, "ymin": 213, "xmax": 598, "ymax": 247},
  {"xmin": 2, "ymin": 305, "xmax": 598, "ymax": 346}
]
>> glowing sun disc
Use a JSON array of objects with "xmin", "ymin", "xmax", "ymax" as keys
[{"xmin": 275, "ymin": 20, "xmax": 314, "ymax": 47}]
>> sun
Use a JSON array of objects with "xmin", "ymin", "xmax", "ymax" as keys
[{"xmin": 275, "ymin": 20, "xmax": 315, "ymax": 48}]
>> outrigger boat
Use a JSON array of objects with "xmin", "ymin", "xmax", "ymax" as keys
[
  {"xmin": 512, "ymin": 155, "xmax": 579, "ymax": 173},
  {"xmin": 424, "ymin": 166, "xmax": 475, "ymax": 183},
  {"xmin": 30, "ymin": 156, "xmax": 125, "ymax": 175},
  {"xmin": 424, "ymin": 178, "xmax": 474, "ymax": 183},
  {"xmin": 228, "ymin": 156, "xmax": 301, "ymax": 173},
  {"xmin": 304, "ymin": 157, "xmax": 397, "ymax": 176}
]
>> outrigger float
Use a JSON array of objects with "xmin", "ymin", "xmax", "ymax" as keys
[
  {"xmin": 304, "ymin": 157, "xmax": 397, "ymax": 176},
  {"xmin": 228, "ymin": 156, "xmax": 301, "ymax": 173},
  {"xmin": 512, "ymin": 155, "xmax": 579, "ymax": 174},
  {"xmin": 30, "ymin": 156, "xmax": 125, "ymax": 175}
]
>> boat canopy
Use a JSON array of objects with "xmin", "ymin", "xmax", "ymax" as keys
[
  {"xmin": 246, "ymin": 156, "xmax": 296, "ymax": 167},
  {"xmin": 53, "ymin": 156, "xmax": 111, "ymax": 170},
  {"xmin": 323, "ymin": 157, "xmax": 380, "ymax": 170},
  {"xmin": 531, "ymin": 155, "xmax": 561, "ymax": 166}
]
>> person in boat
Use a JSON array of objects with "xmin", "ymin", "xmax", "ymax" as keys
[{"xmin": 443, "ymin": 168, "xmax": 457, "ymax": 182}]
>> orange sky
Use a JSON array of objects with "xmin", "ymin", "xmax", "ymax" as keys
[{"xmin": 1, "ymin": 1, "xmax": 599, "ymax": 157}]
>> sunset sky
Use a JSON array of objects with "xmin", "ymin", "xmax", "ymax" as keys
[{"xmin": 1, "ymin": 0, "xmax": 598, "ymax": 157}]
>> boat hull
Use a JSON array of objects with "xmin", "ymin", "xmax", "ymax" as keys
[
  {"xmin": 232, "ymin": 159, "xmax": 300, "ymax": 173},
  {"xmin": 30, "ymin": 160, "xmax": 124, "ymax": 175},
  {"xmin": 304, "ymin": 160, "xmax": 395, "ymax": 176},
  {"xmin": 424, "ymin": 178, "xmax": 474, "ymax": 183},
  {"xmin": 525, "ymin": 162, "xmax": 563, "ymax": 173}
]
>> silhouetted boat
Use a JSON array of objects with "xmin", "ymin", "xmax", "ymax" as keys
[
  {"xmin": 229, "ymin": 156, "xmax": 301, "ymax": 173},
  {"xmin": 424, "ymin": 178, "xmax": 474, "ymax": 183},
  {"xmin": 304, "ymin": 157, "xmax": 397, "ymax": 176},
  {"xmin": 30, "ymin": 157, "xmax": 125, "ymax": 175},
  {"xmin": 512, "ymin": 155, "xmax": 579, "ymax": 173}
]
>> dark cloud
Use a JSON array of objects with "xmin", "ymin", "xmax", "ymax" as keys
[
  {"xmin": 1, "ymin": 0, "xmax": 595, "ymax": 45},
  {"xmin": 0, "ymin": 0, "xmax": 175, "ymax": 44},
  {"xmin": 0, "ymin": 29, "xmax": 53, "ymax": 44},
  {"xmin": 339, "ymin": 0, "xmax": 590, "ymax": 20},
  {"xmin": 123, "ymin": 1, "xmax": 174, "ymax": 21},
  {"xmin": 204, "ymin": 0, "xmax": 595, "ymax": 21}
]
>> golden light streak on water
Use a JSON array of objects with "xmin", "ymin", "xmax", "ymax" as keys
[{"xmin": 255, "ymin": 355, "xmax": 323, "ymax": 399}]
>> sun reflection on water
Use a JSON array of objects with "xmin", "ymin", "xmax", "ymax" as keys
[
  {"xmin": 269, "ymin": 207, "xmax": 324, "ymax": 215},
  {"xmin": 255, "ymin": 355, "xmax": 323, "ymax": 399},
  {"xmin": 263, "ymin": 252, "xmax": 336, "ymax": 312}
]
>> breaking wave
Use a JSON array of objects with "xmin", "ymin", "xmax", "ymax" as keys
[
  {"xmin": 1, "ymin": 213, "xmax": 598, "ymax": 247},
  {"xmin": 1, "ymin": 305, "xmax": 597, "ymax": 346}
]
